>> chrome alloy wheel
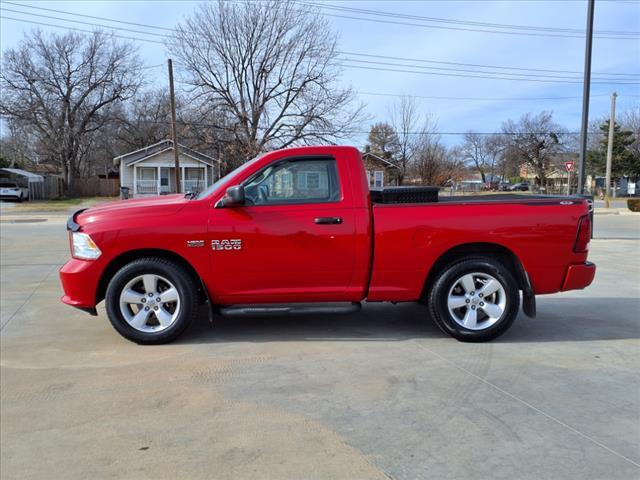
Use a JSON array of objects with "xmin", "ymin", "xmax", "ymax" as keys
[
  {"xmin": 119, "ymin": 274, "xmax": 181, "ymax": 333},
  {"xmin": 447, "ymin": 272, "xmax": 507, "ymax": 331}
]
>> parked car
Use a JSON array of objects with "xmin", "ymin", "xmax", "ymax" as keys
[
  {"xmin": 59, "ymin": 146, "xmax": 595, "ymax": 344},
  {"xmin": 509, "ymin": 182, "xmax": 530, "ymax": 192},
  {"xmin": 485, "ymin": 180, "xmax": 511, "ymax": 191},
  {"xmin": 0, "ymin": 182, "xmax": 28, "ymax": 202}
]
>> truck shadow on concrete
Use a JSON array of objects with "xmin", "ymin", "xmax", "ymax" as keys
[{"xmin": 178, "ymin": 297, "xmax": 639, "ymax": 344}]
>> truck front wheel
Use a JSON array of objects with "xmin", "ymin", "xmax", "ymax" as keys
[
  {"xmin": 105, "ymin": 257, "xmax": 199, "ymax": 344},
  {"xmin": 428, "ymin": 257, "xmax": 520, "ymax": 342}
]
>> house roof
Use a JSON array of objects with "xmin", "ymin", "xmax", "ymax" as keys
[
  {"xmin": 114, "ymin": 140, "xmax": 218, "ymax": 167},
  {"xmin": 0, "ymin": 168, "xmax": 44, "ymax": 182},
  {"xmin": 30, "ymin": 163, "xmax": 62, "ymax": 174},
  {"xmin": 361, "ymin": 151, "xmax": 400, "ymax": 169}
]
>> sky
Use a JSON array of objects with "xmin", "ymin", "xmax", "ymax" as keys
[{"xmin": 1, "ymin": 0, "xmax": 639, "ymax": 148}]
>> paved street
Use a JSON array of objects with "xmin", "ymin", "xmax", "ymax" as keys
[{"xmin": 1, "ymin": 215, "xmax": 639, "ymax": 479}]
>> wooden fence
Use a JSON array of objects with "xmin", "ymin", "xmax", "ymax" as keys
[
  {"xmin": 29, "ymin": 176, "xmax": 64, "ymax": 200},
  {"xmin": 28, "ymin": 176, "xmax": 119, "ymax": 199},
  {"xmin": 74, "ymin": 177, "xmax": 120, "ymax": 197}
]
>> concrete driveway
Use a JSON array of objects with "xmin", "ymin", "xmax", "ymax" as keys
[{"xmin": 1, "ymin": 215, "xmax": 639, "ymax": 479}]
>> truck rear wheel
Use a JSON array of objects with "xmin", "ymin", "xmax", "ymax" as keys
[
  {"xmin": 428, "ymin": 257, "xmax": 520, "ymax": 342},
  {"xmin": 105, "ymin": 257, "xmax": 198, "ymax": 344}
]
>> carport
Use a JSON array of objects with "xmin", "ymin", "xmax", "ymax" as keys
[{"xmin": 0, "ymin": 168, "xmax": 44, "ymax": 199}]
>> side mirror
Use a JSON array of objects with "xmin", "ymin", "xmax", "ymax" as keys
[{"xmin": 217, "ymin": 185, "xmax": 245, "ymax": 208}]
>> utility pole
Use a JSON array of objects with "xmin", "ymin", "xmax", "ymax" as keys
[
  {"xmin": 168, "ymin": 59, "xmax": 181, "ymax": 193},
  {"xmin": 577, "ymin": 0, "xmax": 595, "ymax": 194},
  {"xmin": 605, "ymin": 92, "xmax": 617, "ymax": 202}
]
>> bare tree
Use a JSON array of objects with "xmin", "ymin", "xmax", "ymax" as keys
[
  {"xmin": 411, "ymin": 118, "xmax": 464, "ymax": 185},
  {"xmin": 115, "ymin": 88, "xmax": 173, "ymax": 151},
  {"xmin": 501, "ymin": 112, "xmax": 565, "ymax": 188},
  {"xmin": 621, "ymin": 106, "xmax": 640, "ymax": 160},
  {"xmin": 1, "ymin": 30, "xmax": 141, "ymax": 192},
  {"xmin": 0, "ymin": 118, "xmax": 39, "ymax": 168},
  {"xmin": 169, "ymin": 0, "xmax": 363, "ymax": 160},
  {"xmin": 390, "ymin": 96, "xmax": 420, "ymax": 184},
  {"xmin": 485, "ymin": 134, "xmax": 507, "ymax": 181},
  {"xmin": 461, "ymin": 131, "xmax": 491, "ymax": 183}
]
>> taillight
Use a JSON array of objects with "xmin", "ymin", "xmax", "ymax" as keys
[{"xmin": 574, "ymin": 215, "xmax": 591, "ymax": 253}]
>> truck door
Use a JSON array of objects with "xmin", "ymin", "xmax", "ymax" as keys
[{"xmin": 208, "ymin": 156, "xmax": 359, "ymax": 304}]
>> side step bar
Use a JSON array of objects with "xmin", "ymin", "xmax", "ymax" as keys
[{"xmin": 218, "ymin": 302, "xmax": 361, "ymax": 318}]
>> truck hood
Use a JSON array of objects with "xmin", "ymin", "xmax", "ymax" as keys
[{"xmin": 76, "ymin": 194, "xmax": 189, "ymax": 227}]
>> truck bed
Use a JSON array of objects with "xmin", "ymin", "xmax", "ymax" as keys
[{"xmin": 367, "ymin": 196, "xmax": 592, "ymax": 301}]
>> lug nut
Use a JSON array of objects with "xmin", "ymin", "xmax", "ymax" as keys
[
  {"xmin": 156, "ymin": 298, "xmax": 161, "ymax": 303},
  {"xmin": 479, "ymin": 293, "xmax": 483, "ymax": 298},
  {"xmin": 480, "ymin": 302, "xmax": 485, "ymax": 306},
  {"xmin": 471, "ymin": 305, "xmax": 476, "ymax": 310},
  {"xmin": 144, "ymin": 306, "xmax": 150, "ymax": 311},
  {"xmin": 148, "ymin": 293, "xmax": 153, "ymax": 297},
  {"xmin": 154, "ymin": 306, "xmax": 158, "ymax": 311},
  {"xmin": 141, "ymin": 298, "xmax": 146, "ymax": 303},
  {"xmin": 470, "ymin": 291, "xmax": 475, "ymax": 296},
  {"xmin": 465, "ymin": 299, "xmax": 470, "ymax": 304}
]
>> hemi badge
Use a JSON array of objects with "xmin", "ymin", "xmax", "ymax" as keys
[{"xmin": 187, "ymin": 240, "xmax": 205, "ymax": 248}]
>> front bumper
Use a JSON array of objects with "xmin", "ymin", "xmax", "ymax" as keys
[
  {"xmin": 59, "ymin": 257, "xmax": 103, "ymax": 311},
  {"xmin": 561, "ymin": 261, "xmax": 596, "ymax": 291}
]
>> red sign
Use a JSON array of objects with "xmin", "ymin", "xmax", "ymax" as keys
[{"xmin": 564, "ymin": 161, "xmax": 575, "ymax": 172}]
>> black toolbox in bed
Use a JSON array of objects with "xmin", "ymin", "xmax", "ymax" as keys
[{"xmin": 370, "ymin": 186, "xmax": 439, "ymax": 204}]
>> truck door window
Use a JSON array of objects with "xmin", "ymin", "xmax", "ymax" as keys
[{"xmin": 244, "ymin": 159, "xmax": 340, "ymax": 205}]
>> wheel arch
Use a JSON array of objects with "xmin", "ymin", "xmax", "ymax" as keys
[
  {"xmin": 96, "ymin": 249, "xmax": 205, "ymax": 304},
  {"xmin": 421, "ymin": 242, "xmax": 533, "ymax": 306}
]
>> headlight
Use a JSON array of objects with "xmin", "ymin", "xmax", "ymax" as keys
[{"xmin": 71, "ymin": 232, "xmax": 102, "ymax": 260}]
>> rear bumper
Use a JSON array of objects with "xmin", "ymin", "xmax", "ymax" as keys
[
  {"xmin": 561, "ymin": 262, "xmax": 596, "ymax": 291},
  {"xmin": 59, "ymin": 258, "xmax": 103, "ymax": 310}
]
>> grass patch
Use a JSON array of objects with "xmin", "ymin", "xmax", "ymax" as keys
[{"xmin": 7, "ymin": 196, "xmax": 118, "ymax": 213}]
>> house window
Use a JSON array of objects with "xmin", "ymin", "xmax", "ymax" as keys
[
  {"xmin": 160, "ymin": 167, "xmax": 170, "ymax": 187},
  {"xmin": 185, "ymin": 167, "xmax": 204, "ymax": 180},
  {"xmin": 374, "ymin": 171, "xmax": 384, "ymax": 188},
  {"xmin": 138, "ymin": 167, "xmax": 156, "ymax": 181}
]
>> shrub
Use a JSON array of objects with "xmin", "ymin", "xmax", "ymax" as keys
[{"xmin": 628, "ymin": 198, "xmax": 640, "ymax": 212}]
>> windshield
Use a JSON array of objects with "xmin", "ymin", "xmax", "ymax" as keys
[{"xmin": 196, "ymin": 154, "xmax": 265, "ymax": 200}]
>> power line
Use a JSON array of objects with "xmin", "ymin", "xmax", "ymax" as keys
[
  {"xmin": 126, "ymin": 118, "xmax": 597, "ymax": 136},
  {"xmin": 339, "ymin": 63, "xmax": 640, "ymax": 85},
  {"xmin": 11, "ymin": 0, "xmax": 638, "ymax": 40},
  {"xmin": 301, "ymin": 1, "xmax": 640, "ymax": 36},
  {"xmin": 298, "ymin": 1, "xmax": 640, "ymax": 40},
  {"xmin": 340, "ymin": 57, "xmax": 639, "ymax": 82},
  {"xmin": 3, "ymin": 1, "xmax": 175, "ymax": 31},
  {"xmin": 1, "ymin": 7, "xmax": 171, "ymax": 40},
  {"xmin": 3, "ymin": 4, "xmax": 639, "ymax": 79},
  {"xmin": 338, "ymin": 51, "xmax": 639, "ymax": 78},
  {"xmin": 0, "ymin": 15, "xmax": 167, "ymax": 45},
  {"xmin": 4, "ymin": 14, "xmax": 638, "ymax": 87},
  {"xmin": 355, "ymin": 91, "xmax": 616, "ymax": 101}
]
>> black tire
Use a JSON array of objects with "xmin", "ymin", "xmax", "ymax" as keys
[
  {"xmin": 428, "ymin": 256, "xmax": 520, "ymax": 342},
  {"xmin": 105, "ymin": 257, "xmax": 199, "ymax": 344}
]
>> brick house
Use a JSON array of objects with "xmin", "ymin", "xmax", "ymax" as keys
[{"xmin": 361, "ymin": 151, "xmax": 401, "ymax": 188}]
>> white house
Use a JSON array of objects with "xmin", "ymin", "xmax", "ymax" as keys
[{"xmin": 114, "ymin": 140, "xmax": 220, "ymax": 196}]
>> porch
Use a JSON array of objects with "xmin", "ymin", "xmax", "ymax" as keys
[{"xmin": 134, "ymin": 166, "xmax": 208, "ymax": 195}]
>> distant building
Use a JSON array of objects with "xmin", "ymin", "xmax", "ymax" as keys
[
  {"xmin": 30, "ymin": 163, "xmax": 63, "ymax": 176},
  {"xmin": 361, "ymin": 151, "xmax": 401, "ymax": 188},
  {"xmin": 114, "ymin": 140, "xmax": 221, "ymax": 196}
]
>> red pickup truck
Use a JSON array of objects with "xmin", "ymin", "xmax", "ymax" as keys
[{"xmin": 60, "ymin": 146, "xmax": 595, "ymax": 344}]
